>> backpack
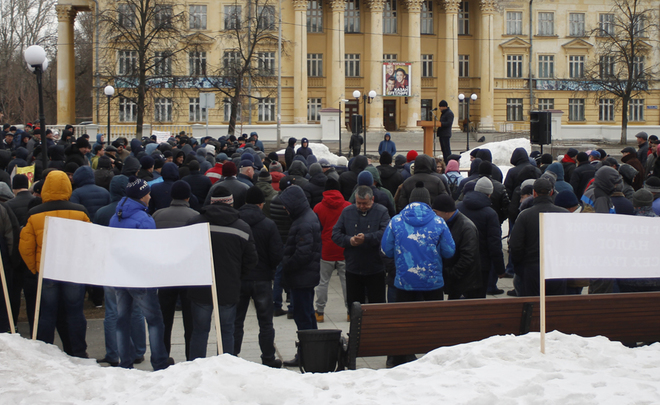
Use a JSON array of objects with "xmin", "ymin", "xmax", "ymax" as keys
[{"xmin": 447, "ymin": 174, "xmax": 460, "ymax": 196}]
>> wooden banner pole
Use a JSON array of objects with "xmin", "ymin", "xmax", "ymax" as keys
[
  {"xmin": 539, "ymin": 213, "xmax": 546, "ymax": 354},
  {"xmin": 0, "ymin": 251, "xmax": 15, "ymax": 334},
  {"xmin": 32, "ymin": 217, "xmax": 50, "ymax": 340},
  {"xmin": 207, "ymin": 224, "xmax": 223, "ymax": 355}
]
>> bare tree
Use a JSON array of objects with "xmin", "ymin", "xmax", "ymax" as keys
[
  {"xmin": 202, "ymin": 0, "xmax": 280, "ymax": 135},
  {"xmin": 582, "ymin": 0, "xmax": 659, "ymax": 144},
  {"xmin": 98, "ymin": 0, "xmax": 195, "ymax": 138}
]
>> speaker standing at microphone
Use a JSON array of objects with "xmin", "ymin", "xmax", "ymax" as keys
[{"xmin": 436, "ymin": 100, "xmax": 455, "ymax": 163}]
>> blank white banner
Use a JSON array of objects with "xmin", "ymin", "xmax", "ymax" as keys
[
  {"xmin": 542, "ymin": 212, "xmax": 660, "ymax": 280},
  {"xmin": 42, "ymin": 217, "xmax": 213, "ymax": 287}
]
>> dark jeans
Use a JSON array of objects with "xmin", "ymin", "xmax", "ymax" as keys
[
  {"xmin": 116, "ymin": 287, "xmax": 169, "ymax": 370},
  {"xmin": 37, "ymin": 279, "xmax": 87, "ymax": 358},
  {"xmin": 396, "ymin": 287, "xmax": 444, "ymax": 302},
  {"xmin": 346, "ymin": 271, "xmax": 386, "ymax": 308},
  {"xmin": 158, "ymin": 287, "xmax": 192, "ymax": 359},
  {"xmin": 272, "ymin": 262, "xmax": 292, "ymax": 312},
  {"xmin": 439, "ymin": 136, "xmax": 451, "ymax": 163},
  {"xmin": 103, "ymin": 286, "xmax": 146, "ymax": 363},
  {"xmin": 234, "ymin": 280, "xmax": 276, "ymax": 361},
  {"xmin": 290, "ymin": 288, "xmax": 317, "ymax": 331},
  {"xmin": 189, "ymin": 300, "xmax": 237, "ymax": 359}
]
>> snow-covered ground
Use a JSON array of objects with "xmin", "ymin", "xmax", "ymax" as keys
[{"xmin": 1, "ymin": 331, "xmax": 658, "ymax": 404}]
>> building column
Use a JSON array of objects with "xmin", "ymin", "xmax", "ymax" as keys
[
  {"xmin": 439, "ymin": 0, "xmax": 459, "ymax": 126},
  {"xmin": 329, "ymin": 0, "xmax": 346, "ymax": 122},
  {"xmin": 479, "ymin": 0, "xmax": 496, "ymax": 131},
  {"xmin": 367, "ymin": 0, "xmax": 384, "ymax": 130},
  {"xmin": 292, "ymin": 0, "xmax": 308, "ymax": 124},
  {"xmin": 56, "ymin": 5, "xmax": 77, "ymax": 125},
  {"xmin": 405, "ymin": 0, "xmax": 423, "ymax": 130}
]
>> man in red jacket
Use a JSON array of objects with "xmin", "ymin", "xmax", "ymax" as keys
[{"xmin": 312, "ymin": 178, "xmax": 351, "ymax": 322}]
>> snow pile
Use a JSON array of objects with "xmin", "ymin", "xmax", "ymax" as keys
[
  {"xmin": 2, "ymin": 331, "xmax": 660, "ymax": 404},
  {"xmin": 459, "ymin": 138, "xmax": 531, "ymax": 170}
]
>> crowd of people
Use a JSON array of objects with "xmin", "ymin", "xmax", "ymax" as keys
[{"xmin": 0, "ymin": 123, "xmax": 657, "ymax": 371}]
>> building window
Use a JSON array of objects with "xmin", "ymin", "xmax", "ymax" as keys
[
  {"xmin": 257, "ymin": 6, "xmax": 276, "ymax": 31},
  {"xmin": 307, "ymin": 0, "xmax": 323, "ymax": 33},
  {"xmin": 118, "ymin": 4, "xmax": 136, "ymax": 29},
  {"xmin": 538, "ymin": 55, "xmax": 554, "ymax": 79},
  {"xmin": 569, "ymin": 99, "xmax": 585, "ymax": 121},
  {"xmin": 383, "ymin": 0, "xmax": 397, "ymax": 34},
  {"xmin": 538, "ymin": 12, "xmax": 554, "ymax": 36},
  {"xmin": 421, "ymin": 1, "xmax": 433, "ymax": 35},
  {"xmin": 506, "ymin": 11, "xmax": 522, "ymax": 35},
  {"xmin": 458, "ymin": 99, "xmax": 467, "ymax": 121},
  {"xmin": 633, "ymin": 15, "xmax": 646, "ymax": 38},
  {"xmin": 223, "ymin": 51, "xmax": 240, "ymax": 71},
  {"xmin": 599, "ymin": 14, "xmax": 614, "ymax": 36},
  {"xmin": 154, "ymin": 5, "xmax": 173, "ymax": 28},
  {"xmin": 345, "ymin": 54, "xmax": 360, "ymax": 77},
  {"xmin": 223, "ymin": 98, "xmax": 242, "ymax": 122},
  {"xmin": 422, "ymin": 55, "xmax": 433, "ymax": 78},
  {"xmin": 154, "ymin": 51, "xmax": 172, "ymax": 76},
  {"xmin": 600, "ymin": 56, "xmax": 615, "ymax": 78},
  {"xmin": 458, "ymin": 2, "xmax": 469, "ymax": 35},
  {"xmin": 307, "ymin": 98, "xmax": 322, "ymax": 122},
  {"xmin": 308, "ymin": 54, "xmax": 323, "ymax": 77},
  {"xmin": 538, "ymin": 98, "xmax": 554, "ymax": 110},
  {"xmin": 119, "ymin": 97, "xmax": 137, "ymax": 122},
  {"xmin": 224, "ymin": 5, "xmax": 241, "ymax": 30},
  {"xmin": 118, "ymin": 50, "xmax": 137, "ymax": 76},
  {"xmin": 507, "ymin": 98, "xmax": 524, "ymax": 121},
  {"xmin": 569, "ymin": 55, "xmax": 584, "ymax": 78},
  {"xmin": 458, "ymin": 55, "xmax": 469, "ymax": 78},
  {"xmin": 421, "ymin": 99, "xmax": 433, "ymax": 120},
  {"xmin": 257, "ymin": 52, "xmax": 275, "ymax": 76},
  {"xmin": 599, "ymin": 99, "xmax": 615, "ymax": 121},
  {"xmin": 189, "ymin": 5, "xmax": 207, "ymax": 30},
  {"xmin": 189, "ymin": 51, "xmax": 206, "ymax": 76},
  {"xmin": 629, "ymin": 99, "xmax": 644, "ymax": 122},
  {"xmin": 189, "ymin": 98, "xmax": 206, "ymax": 122},
  {"xmin": 633, "ymin": 56, "xmax": 644, "ymax": 78},
  {"xmin": 258, "ymin": 98, "xmax": 275, "ymax": 121},
  {"xmin": 383, "ymin": 54, "xmax": 397, "ymax": 62},
  {"xmin": 154, "ymin": 98, "xmax": 172, "ymax": 122},
  {"xmin": 345, "ymin": 0, "xmax": 360, "ymax": 33},
  {"xmin": 507, "ymin": 55, "xmax": 523, "ymax": 78},
  {"xmin": 569, "ymin": 13, "xmax": 585, "ymax": 37}
]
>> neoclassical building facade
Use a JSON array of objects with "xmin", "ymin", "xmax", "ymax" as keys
[{"xmin": 55, "ymin": 0, "xmax": 659, "ymax": 132}]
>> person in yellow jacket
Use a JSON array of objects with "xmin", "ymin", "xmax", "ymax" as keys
[{"xmin": 19, "ymin": 170, "xmax": 91, "ymax": 358}]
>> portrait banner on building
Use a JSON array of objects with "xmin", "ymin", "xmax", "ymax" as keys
[{"xmin": 383, "ymin": 62, "xmax": 411, "ymax": 97}]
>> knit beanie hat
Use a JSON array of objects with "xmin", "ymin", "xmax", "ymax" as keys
[
  {"xmin": 12, "ymin": 174, "xmax": 29, "ymax": 190},
  {"xmin": 406, "ymin": 150, "xmax": 418, "ymax": 163},
  {"xmin": 126, "ymin": 176, "xmax": 151, "ymax": 200},
  {"xmin": 279, "ymin": 175, "xmax": 294, "ymax": 191},
  {"xmin": 644, "ymin": 176, "xmax": 660, "ymax": 193},
  {"xmin": 171, "ymin": 180, "xmax": 191, "ymax": 200},
  {"xmin": 245, "ymin": 186, "xmax": 265, "ymax": 205},
  {"xmin": 477, "ymin": 161, "xmax": 493, "ymax": 176},
  {"xmin": 576, "ymin": 152, "xmax": 589, "ymax": 163},
  {"xmin": 258, "ymin": 167, "xmax": 272, "ymax": 182},
  {"xmin": 474, "ymin": 177, "xmax": 493, "ymax": 195},
  {"xmin": 98, "ymin": 155, "xmax": 112, "ymax": 169},
  {"xmin": 222, "ymin": 161, "xmax": 237, "ymax": 177},
  {"xmin": 270, "ymin": 161, "xmax": 283, "ymax": 172},
  {"xmin": 32, "ymin": 180, "xmax": 43, "ymax": 194},
  {"xmin": 409, "ymin": 181, "xmax": 431, "ymax": 205},
  {"xmin": 309, "ymin": 163, "xmax": 323, "ymax": 177},
  {"xmin": 432, "ymin": 194, "xmax": 455, "ymax": 212},
  {"xmin": 633, "ymin": 189, "xmax": 654, "ymax": 207},
  {"xmin": 395, "ymin": 154, "xmax": 407, "ymax": 166},
  {"xmin": 189, "ymin": 160, "xmax": 200, "ymax": 172},
  {"xmin": 123, "ymin": 156, "xmax": 141, "ymax": 175},
  {"xmin": 554, "ymin": 190, "xmax": 579, "ymax": 209},
  {"xmin": 446, "ymin": 160, "xmax": 460, "ymax": 173},
  {"xmin": 541, "ymin": 154, "xmax": 553, "ymax": 164},
  {"xmin": 210, "ymin": 186, "xmax": 234, "ymax": 205},
  {"xmin": 268, "ymin": 152, "xmax": 279, "ymax": 163},
  {"xmin": 325, "ymin": 178, "xmax": 340, "ymax": 191},
  {"xmin": 566, "ymin": 148, "xmax": 579, "ymax": 158},
  {"xmin": 380, "ymin": 151, "xmax": 393, "ymax": 165},
  {"xmin": 140, "ymin": 155, "xmax": 154, "ymax": 170},
  {"xmin": 357, "ymin": 170, "xmax": 374, "ymax": 186}
]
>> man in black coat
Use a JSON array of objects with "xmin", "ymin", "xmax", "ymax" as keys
[
  {"xmin": 236, "ymin": 187, "xmax": 283, "ymax": 368},
  {"xmin": 636, "ymin": 131, "xmax": 649, "ymax": 165},
  {"xmin": 436, "ymin": 100, "xmax": 454, "ymax": 163},
  {"xmin": 569, "ymin": 152, "xmax": 596, "ymax": 199},
  {"xmin": 509, "ymin": 178, "xmax": 568, "ymax": 297},
  {"xmin": 432, "ymin": 195, "xmax": 482, "ymax": 299},
  {"xmin": 267, "ymin": 177, "xmax": 295, "ymax": 317},
  {"xmin": 377, "ymin": 152, "xmax": 403, "ymax": 197},
  {"xmin": 278, "ymin": 185, "xmax": 322, "ymax": 367},
  {"xmin": 398, "ymin": 154, "xmax": 447, "ymax": 211},
  {"xmin": 339, "ymin": 155, "xmax": 369, "ymax": 200},
  {"xmin": 504, "ymin": 147, "xmax": 539, "ymax": 199},
  {"xmin": 187, "ymin": 186, "xmax": 258, "ymax": 359},
  {"xmin": 182, "ymin": 160, "xmax": 212, "ymax": 204}
]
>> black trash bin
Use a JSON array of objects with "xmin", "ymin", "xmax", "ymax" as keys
[{"xmin": 296, "ymin": 329, "xmax": 342, "ymax": 373}]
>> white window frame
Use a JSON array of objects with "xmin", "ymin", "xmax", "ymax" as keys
[
  {"xmin": 383, "ymin": 0, "xmax": 397, "ymax": 34},
  {"xmin": 629, "ymin": 99, "xmax": 644, "ymax": 122},
  {"xmin": 189, "ymin": 98, "xmax": 207, "ymax": 122},
  {"xmin": 307, "ymin": 0, "xmax": 323, "ymax": 33},
  {"xmin": 569, "ymin": 55, "xmax": 584, "ymax": 78},
  {"xmin": 538, "ymin": 98, "xmax": 554, "ymax": 110},
  {"xmin": 258, "ymin": 98, "xmax": 275, "ymax": 122},
  {"xmin": 154, "ymin": 5, "xmax": 173, "ymax": 29},
  {"xmin": 422, "ymin": 54, "xmax": 433, "ymax": 78},
  {"xmin": 223, "ymin": 51, "xmax": 240, "ymax": 71},
  {"xmin": 633, "ymin": 56, "xmax": 644, "ymax": 78},
  {"xmin": 223, "ymin": 98, "xmax": 242, "ymax": 122},
  {"xmin": 154, "ymin": 51, "xmax": 172, "ymax": 76},
  {"xmin": 189, "ymin": 5, "xmax": 207, "ymax": 30},
  {"xmin": 507, "ymin": 98, "xmax": 524, "ymax": 121},
  {"xmin": 569, "ymin": 13, "xmax": 585, "ymax": 37},
  {"xmin": 458, "ymin": 2, "xmax": 469, "ymax": 35},
  {"xmin": 118, "ymin": 50, "xmax": 137, "ymax": 76},
  {"xmin": 154, "ymin": 98, "xmax": 172, "ymax": 122},
  {"xmin": 383, "ymin": 54, "xmax": 397, "ymax": 62},
  {"xmin": 600, "ymin": 56, "xmax": 615, "ymax": 78},
  {"xmin": 538, "ymin": 12, "xmax": 554, "ymax": 36},
  {"xmin": 599, "ymin": 14, "xmax": 614, "ymax": 36},
  {"xmin": 458, "ymin": 55, "xmax": 469, "ymax": 78},
  {"xmin": 538, "ymin": 55, "xmax": 554, "ymax": 79},
  {"xmin": 118, "ymin": 4, "xmax": 136, "ymax": 29},
  {"xmin": 421, "ymin": 1, "xmax": 433, "ymax": 35},
  {"xmin": 506, "ymin": 11, "xmax": 522, "ymax": 35},
  {"xmin": 189, "ymin": 51, "xmax": 207, "ymax": 76},
  {"xmin": 119, "ymin": 97, "xmax": 137, "ymax": 122},
  {"xmin": 224, "ymin": 5, "xmax": 241, "ymax": 30},
  {"xmin": 345, "ymin": 54, "xmax": 360, "ymax": 77},
  {"xmin": 345, "ymin": 0, "xmax": 360, "ymax": 33},
  {"xmin": 506, "ymin": 55, "xmax": 523, "ymax": 78},
  {"xmin": 307, "ymin": 98, "xmax": 322, "ymax": 122},
  {"xmin": 569, "ymin": 99, "xmax": 585, "ymax": 121},
  {"xmin": 307, "ymin": 53, "xmax": 323, "ymax": 77},
  {"xmin": 599, "ymin": 99, "xmax": 615, "ymax": 121},
  {"xmin": 257, "ymin": 52, "xmax": 275, "ymax": 76},
  {"xmin": 257, "ymin": 5, "xmax": 276, "ymax": 31}
]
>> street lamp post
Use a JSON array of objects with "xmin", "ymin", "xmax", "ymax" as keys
[
  {"xmin": 458, "ymin": 93, "xmax": 478, "ymax": 151},
  {"xmin": 24, "ymin": 45, "xmax": 49, "ymax": 175},
  {"xmin": 352, "ymin": 90, "xmax": 376, "ymax": 156},
  {"xmin": 104, "ymin": 86, "xmax": 115, "ymax": 144}
]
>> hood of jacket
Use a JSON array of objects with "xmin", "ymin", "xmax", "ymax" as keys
[
  {"xmin": 413, "ymin": 155, "xmax": 434, "ymax": 174},
  {"xmin": 476, "ymin": 149, "xmax": 493, "ymax": 163},
  {"xmin": 462, "ymin": 190, "xmax": 492, "ymax": 210},
  {"xmin": 96, "ymin": 134, "xmax": 104, "ymax": 145},
  {"xmin": 201, "ymin": 202, "xmax": 240, "ymax": 226},
  {"xmin": 401, "ymin": 201, "xmax": 436, "ymax": 227},
  {"xmin": 42, "ymin": 170, "xmax": 72, "ymax": 202},
  {"xmin": 15, "ymin": 147, "xmax": 28, "ymax": 161},
  {"xmin": 383, "ymin": 133, "xmax": 391, "ymax": 141},
  {"xmin": 510, "ymin": 147, "xmax": 530, "ymax": 166},
  {"xmin": 279, "ymin": 185, "xmax": 309, "ymax": 220},
  {"xmin": 161, "ymin": 162, "xmax": 180, "ymax": 181},
  {"xmin": 109, "ymin": 175, "xmax": 129, "ymax": 202},
  {"xmin": 115, "ymin": 196, "xmax": 148, "ymax": 219},
  {"xmin": 287, "ymin": 137, "xmax": 297, "ymax": 147},
  {"xmin": 365, "ymin": 165, "xmax": 381, "ymax": 185},
  {"xmin": 301, "ymin": 137, "xmax": 309, "ymax": 145},
  {"xmin": 130, "ymin": 138, "xmax": 143, "ymax": 155},
  {"xmin": 0, "ymin": 150, "xmax": 10, "ymax": 169},
  {"xmin": 73, "ymin": 165, "xmax": 96, "ymax": 187},
  {"xmin": 546, "ymin": 162, "xmax": 565, "ymax": 181},
  {"xmin": 594, "ymin": 166, "xmax": 622, "ymax": 196},
  {"xmin": 378, "ymin": 164, "xmax": 398, "ymax": 180},
  {"xmin": 238, "ymin": 203, "xmax": 266, "ymax": 227},
  {"xmin": 618, "ymin": 163, "xmax": 638, "ymax": 185},
  {"xmin": 351, "ymin": 155, "xmax": 369, "ymax": 174},
  {"xmin": 469, "ymin": 158, "xmax": 483, "ymax": 175},
  {"xmin": 49, "ymin": 145, "xmax": 66, "ymax": 161},
  {"xmin": 320, "ymin": 190, "xmax": 347, "ymax": 209},
  {"xmin": 289, "ymin": 160, "xmax": 308, "ymax": 177}
]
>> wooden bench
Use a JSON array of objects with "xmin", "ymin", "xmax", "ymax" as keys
[{"xmin": 346, "ymin": 292, "xmax": 660, "ymax": 369}]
